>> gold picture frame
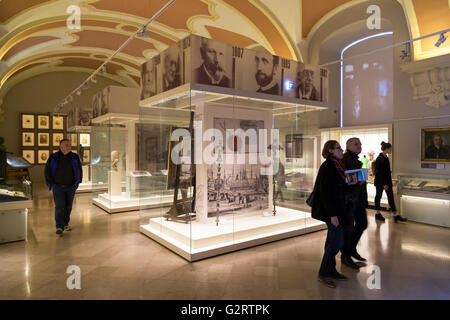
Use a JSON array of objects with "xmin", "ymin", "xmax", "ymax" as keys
[
  {"xmin": 421, "ymin": 127, "xmax": 450, "ymax": 162},
  {"xmin": 52, "ymin": 133, "xmax": 64, "ymax": 147},
  {"xmin": 21, "ymin": 114, "xmax": 35, "ymax": 129},
  {"xmin": 52, "ymin": 115, "xmax": 64, "ymax": 130},
  {"xmin": 22, "ymin": 150, "xmax": 35, "ymax": 164}
]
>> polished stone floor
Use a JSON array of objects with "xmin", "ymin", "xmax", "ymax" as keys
[{"xmin": 0, "ymin": 185, "xmax": 449, "ymax": 300}]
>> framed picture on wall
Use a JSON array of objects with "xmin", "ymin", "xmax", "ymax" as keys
[
  {"xmin": 52, "ymin": 133, "xmax": 64, "ymax": 147},
  {"xmin": 38, "ymin": 132, "xmax": 49, "ymax": 146},
  {"xmin": 80, "ymin": 133, "xmax": 90, "ymax": 147},
  {"xmin": 37, "ymin": 115, "xmax": 50, "ymax": 129},
  {"xmin": 82, "ymin": 149, "xmax": 90, "ymax": 163},
  {"xmin": 421, "ymin": 127, "xmax": 450, "ymax": 162},
  {"xmin": 38, "ymin": 150, "xmax": 50, "ymax": 164},
  {"xmin": 22, "ymin": 149, "xmax": 35, "ymax": 164},
  {"xmin": 22, "ymin": 132, "xmax": 35, "ymax": 147},
  {"xmin": 21, "ymin": 114, "xmax": 35, "ymax": 129},
  {"xmin": 52, "ymin": 115, "xmax": 64, "ymax": 130},
  {"xmin": 69, "ymin": 133, "xmax": 78, "ymax": 146}
]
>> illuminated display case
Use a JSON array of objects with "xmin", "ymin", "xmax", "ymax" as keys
[
  {"xmin": 136, "ymin": 34, "xmax": 330, "ymax": 261},
  {"xmin": 0, "ymin": 181, "xmax": 32, "ymax": 243},
  {"xmin": 398, "ymin": 174, "xmax": 450, "ymax": 227},
  {"xmin": 320, "ymin": 125, "xmax": 393, "ymax": 209}
]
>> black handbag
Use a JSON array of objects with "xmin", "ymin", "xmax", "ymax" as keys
[{"xmin": 306, "ymin": 190, "xmax": 315, "ymax": 207}]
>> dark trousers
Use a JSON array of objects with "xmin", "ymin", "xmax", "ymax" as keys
[
  {"xmin": 52, "ymin": 185, "xmax": 76, "ymax": 229},
  {"xmin": 341, "ymin": 201, "xmax": 368, "ymax": 258},
  {"xmin": 319, "ymin": 222, "xmax": 344, "ymax": 276},
  {"xmin": 374, "ymin": 184, "xmax": 396, "ymax": 212}
]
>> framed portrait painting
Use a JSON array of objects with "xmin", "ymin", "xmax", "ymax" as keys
[
  {"xmin": 22, "ymin": 132, "xmax": 35, "ymax": 147},
  {"xmin": 38, "ymin": 132, "xmax": 49, "ymax": 146},
  {"xmin": 21, "ymin": 114, "xmax": 35, "ymax": 129},
  {"xmin": 421, "ymin": 127, "xmax": 450, "ymax": 162},
  {"xmin": 37, "ymin": 115, "xmax": 50, "ymax": 129}
]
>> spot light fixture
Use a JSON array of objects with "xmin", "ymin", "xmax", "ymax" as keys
[{"xmin": 435, "ymin": 32, "xmax": 447, "ymax": 47}]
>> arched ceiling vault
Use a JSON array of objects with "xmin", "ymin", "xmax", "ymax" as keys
[{"xmin": 0, "ymin": 0, "xmax": 448, "ymax": 100}]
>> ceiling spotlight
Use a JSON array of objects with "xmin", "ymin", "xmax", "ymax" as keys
[
  {"xmin": 137, "ymin": 26, "xmax": 149, "ymax": 38},
  {"xmin": 76, "ymin": 90, "xmax": 81, "ymax": 96},
  {"xmin": 68, "ymin": 95, "xmax": 73, "ymax": 102},
  {"xmin": 91, "ymin": 76, "xmax": 97, "ymax": 84},
  {"xmin": 100, "ymin": 65, "xmax": 106, "ymax": 75},
  {"xmin": 435, "ymin": 32, "xmax": 447, "ymax": 47},
  {"xmin": 82, "ymin": 82, "xmax": 89, "ymax": 90}
]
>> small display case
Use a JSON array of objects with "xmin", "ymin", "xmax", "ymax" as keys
[
  {"xmin": 0, "ymin": 180, "xmax": 32, "ymax": 243},
  {"xmin": 398, "ymin": 174, "xmax": 450, "ymax": 227}
]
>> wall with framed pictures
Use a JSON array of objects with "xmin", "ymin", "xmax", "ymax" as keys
[{"xmin": 20, "ymin": 113, "xmax": 67, "ymax": 165}]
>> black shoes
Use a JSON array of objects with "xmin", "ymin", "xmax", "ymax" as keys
[
  {"xmin": 375, "ymin": 213, "xmax": 385, "ymax": 221},
  {"xmin": 394, "ymin": 215, "xmax": 407, "ymax": 223},
  {"xmin": 351, "ymin": 251, "xmax": 367, "ymax": 262},
  {"xmin": 341, "ymin": 257, "xmax": 360, "ymax": 270},
  {"xmin": 330, "ymin": 271, "xmax": 348, "ymax": 281}
]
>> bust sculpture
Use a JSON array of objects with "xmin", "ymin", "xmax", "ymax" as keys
[{"xmin": 111, "ymin": 150, "xmax": 119, "ymax": 171}]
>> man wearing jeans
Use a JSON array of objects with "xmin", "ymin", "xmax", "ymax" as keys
[{"xmin": 45, "ymin": 139, "xmax": 82, "ymax": 235}]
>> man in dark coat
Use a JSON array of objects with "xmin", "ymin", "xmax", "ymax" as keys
[
  {"xmin": 341, "ymin": 137, "xmax": 368, "ymax": 269},
  {"xmin": 45, "ymin": 139, "xmax": 82, "ymax": 235},
  {"xmin": 254, "ymin": 52, "xmax": 280, "ymax": 95}
]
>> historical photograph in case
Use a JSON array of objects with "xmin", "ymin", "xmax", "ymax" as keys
[
  {"xmin": 22, "ymin": 132, "xmax": 35, "ymax": 146},
  {"xmin": 141, "ymin": 59, "xmax": 157, "ymax": 99},
  {"xmin": 22, "ymin": 114, "xmax": 35, "ymax": 129},
  {"xmin": 100, "ymin": 87, "xmax": 110, "ymax": 115},
  {"xmin": 82, "ymin": 149, "xmax": 90, "ymax": 163},
  {"xmin": 191, "ymin": 36, "xmax": 232, "ymax": 88},
  {"xmin": 38, "ymin": 150, "xmax": 50, "ymax": 164},
  {"xmin": 22, "ymin": 149, "xmax": 35, "ymax": 164},
  {"xmin": 78, "ymin": 108, "xmax": 92, "ymax": 126},
  {"xmin": 52, "ymin": 116, "xmax": 64, "ymax": 130},
  {"xmin": 37, "ymin": 115, "xmax": 50, "ymax": 129},
  {"xmin": 160, "ymin": 43, "xmax": 183, "ymax": 92}
]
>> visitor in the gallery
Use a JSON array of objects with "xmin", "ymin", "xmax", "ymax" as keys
[
  {"xmin": 195, "ymin": 38, "xmax": 230, "ymax": 87},
  {"xmin": 425, "ymin": 134, "xmax": 449, "ymax": 159},
  {"xmin": 45, "ymin": 139, "xmax": 82, "ymax": 235},
  {"xmin": 295, "ymin": 65, "xmax": 319, "ymax": 100},
  {"xmin": 254, "ymin": 52, "xmax": 280, "ymax": 95},
  {"xmin": 374, "ymin": 141, "xmax": 407, "ymax": 223},
  {"xmin": 341, "ymin": 137, "xmax": 368, "ymax": 269},
  {"xmin": 311, "ymin": 140, "xmax": 349, "ymax": 288}
]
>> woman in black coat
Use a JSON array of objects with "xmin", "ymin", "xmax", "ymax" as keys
[
  {"xmin": 374, "ymin": 141, "xmax": 406, "ymax": 222},
  {"xmin": 310, "ymin": 140, "xmax": 349, "ymax": 288}
]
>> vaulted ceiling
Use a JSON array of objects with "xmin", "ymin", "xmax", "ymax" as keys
[{"xmin": 0, "ymin": 0, "xmax": 448, "ymax": 97}]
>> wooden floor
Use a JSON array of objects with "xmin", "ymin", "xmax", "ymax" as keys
[{"xmin": 0, "ymin": 184, "xmax": 449, "ymax": 300}]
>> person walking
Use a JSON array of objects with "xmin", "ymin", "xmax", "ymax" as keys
[
  {"xmin": 374, "ymin": 141, "xmax": 407, "ymax": 222},
  {"xmin": 341, "ymin": 137, "xmax": 368, "ymax": 269},
  {"xmin": 45, "ymin": 139, "xmax": 82, "ymax": 235},
  {"xmin": 311, "ymin": 140, "xmax": 349, "ymax": 288}
]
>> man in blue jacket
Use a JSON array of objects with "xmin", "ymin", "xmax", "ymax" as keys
[{"xmin": 45, "ymin": 139, "xmax": 82, "ymax": 235}]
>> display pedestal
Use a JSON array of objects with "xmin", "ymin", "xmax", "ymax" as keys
[
  {"xmin": 108, "ymin": 170, "xmax": 122, "ymax": 196},
  {"xmin": 0, "ymin": 200, "xmax": 32, "ymax": 243},
  {"xmin": 92, "ymin": 193, "xmax": 173, "ymax": 213},
  {"xmin": 82, "ymin": 166, "xmax": 89, "ymax": 183},
  {"xmin": 400, "ymin": 192, "xmax": 450, "ymax": 227},
  {"xmin": 140, "ymin": 207, "xmax": 326, "ymax": 261}
]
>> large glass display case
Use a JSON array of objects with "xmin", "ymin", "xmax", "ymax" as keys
[
  {"xmin": 398, "ymin": 174, "xmax": 450, "ymax": 227},
  {"xmin": 0, "ymin": 180, "xmax": 32, "ymax": 243},
  {"xmin": 138, "ymin": 86, "xmax": 327, "ymax": 261},
  {"xmin": 320, "ymin": 125, "xmax": 393, "ymax": 209}
]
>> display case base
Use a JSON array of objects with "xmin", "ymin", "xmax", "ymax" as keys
[
  {"xmin": 76, "ymin": 182, "xmax": 108, "ymax": 193},
  {"xmin": 0, "ymin": 201, "xmax": 31, "ymax": 244},
  {"xmin": 92, "ymin": 192, "xmax": 173, "ymax": 213},
  {"xmin": 401, "ymin": 193, "xmax": 450, "ymax": 227},
  {"xmin": 140, "ymin": 207, "xmax": 326, "ymax": 261}
]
